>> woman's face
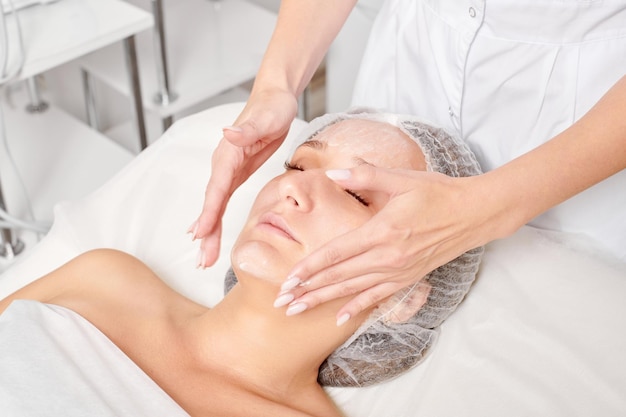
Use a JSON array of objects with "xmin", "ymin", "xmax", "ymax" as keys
[{"xmin": 232, "ymin": 118, "xmax": 426, "ymax": 284}]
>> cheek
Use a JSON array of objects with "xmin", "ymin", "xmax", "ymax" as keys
[{"xmin": 304, "ymin": 203, "xmax": 371, "ymax": 251}]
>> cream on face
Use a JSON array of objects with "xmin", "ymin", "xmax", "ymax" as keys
[
  {"xmin": 231, "ymin": 119, "xmax": 426, "ymax": 285},
  {"xmin": 317, "ymin": 119, "xmax": 426, "ymax": 172}
]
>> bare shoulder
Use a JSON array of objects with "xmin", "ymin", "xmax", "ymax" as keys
[
  {"xmin": 0, "ymin": 249, "xmax": 181, "ymax": 316},
  {"xmin": 55, "ymin": 249, "xmax": 188, "ymax": 314},
  {"xmin": 66, "ymin": 248, "xmax": 160, "ymax": 291}
]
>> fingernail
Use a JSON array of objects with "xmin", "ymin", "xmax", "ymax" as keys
[
  {"xmin": 188, "ymin": 221, "xmax": 199, "ymax": 240},
  {"xmin": 325, "ymin": 169, "xmax": 351, "ymax": 181},
  {"xmin": 280, "ymin": 276, "xmax": 301, "ymax": 292},
  {"xmin": 273, "ymin": 293, "xmax": 295, "ymax": 308},
  {"xmin": 286, "ymin": 302, "xmax": 307, "ymax": 316},
  {"xmin": 336, "ymin": 313, "xmax": 351, "ymax": 327},
  {"xmin": 223, "ymin": 125, "xmax": 243, "ymax": 133}
]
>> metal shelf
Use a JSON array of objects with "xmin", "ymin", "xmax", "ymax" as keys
[
  {"xmin": 79, "ymin": 0, "xmax": 276, "ymax": 133},
  {"xmin": 0, "ymin": 0, "xmax": 152, "ymax": 260}
]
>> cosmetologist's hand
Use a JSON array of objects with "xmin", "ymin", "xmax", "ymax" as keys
[
  {"xmin": 275, "ymin": 164, "xmax": 494, "ymax": 326},
  {"xmin": 191, "ymin": 89, "xmax": 299, "ymax": 267}
]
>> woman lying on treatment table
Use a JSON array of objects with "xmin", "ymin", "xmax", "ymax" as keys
[{"xmin": 0, "ymin": 109, "xmax": 482, "ymax": 417}]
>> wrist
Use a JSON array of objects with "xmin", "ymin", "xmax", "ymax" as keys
[
  {"xmin": 462, "ymin": 173, "xmax": 528, "ymax": 245},
  {"xmin": 251, "ymin": 67, "xmax": 299, "ymax": 98}
]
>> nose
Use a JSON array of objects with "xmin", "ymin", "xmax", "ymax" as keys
[{"xmin": 278, "ymin": 171, "xmax": 316, "ymax": 211}]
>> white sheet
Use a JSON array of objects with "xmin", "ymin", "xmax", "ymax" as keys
[
  {"xmin": 0, "ymin": 300, "xmax": 189, "ymax": 417},
  {"xmin": 1, "ymin": 102, "xmax": 625, "ymax": 416}
]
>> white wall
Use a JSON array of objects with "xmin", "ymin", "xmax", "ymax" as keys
[
  {"xmin": 326, "ymin": 0, "xmax": 383, "ymax": 112},
  {"xmin": 247, "ymin": 0, "xmax": 384, "ymax": 112},
  {"xmin": 249, "ymin": 0, "xmax": 280, "ymax": 12}
]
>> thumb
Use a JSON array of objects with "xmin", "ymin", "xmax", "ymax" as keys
[
  {"xmin": 326, "ymin": 165, "xmax": 417, "ymax": 194},
  {"xmin": 222, "ymin": 119, "xmax": 263, "ymax": 147}
]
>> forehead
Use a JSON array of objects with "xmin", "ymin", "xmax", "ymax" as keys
[{"xmin": 306, "ymin": 119, "xmax": 425, "ymax": 170}]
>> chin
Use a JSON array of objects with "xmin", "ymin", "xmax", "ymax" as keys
[{"xmin": 231, "ymin": 240, "xmax": 293, "ymax": 286}]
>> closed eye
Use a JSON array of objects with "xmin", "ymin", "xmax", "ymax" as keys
[
  {"xmin": 285, "ymin": 161, "xmax": 369, "ymax": 206},
  {"xmin": 345, "ymin": 189, "xmax": 370, "ymax": 206},
  {"xmin": 284, "ymin": 161, "xmax": 304, "ymax": 171}
]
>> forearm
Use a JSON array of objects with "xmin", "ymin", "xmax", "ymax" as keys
[
  {"xmin": 252, "ymin": 0, "xmax": 357, "ymax": 98},
  {"xmin": 479, "ymin": 75, "xmax": 626, "ymax": 241}
]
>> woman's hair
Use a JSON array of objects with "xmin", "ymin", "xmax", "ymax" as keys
[{"xmin": 225, "ymin": 108, "xmax": 484, "ymax": 387}]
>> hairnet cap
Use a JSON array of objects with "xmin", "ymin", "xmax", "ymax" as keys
[
  {"xmin": 290, "ymin": 106, "xmax": 482, "ymax": 178},
  {"xmin": 227, "ymin": 108, "xmax": 484, "ymax": 387}
]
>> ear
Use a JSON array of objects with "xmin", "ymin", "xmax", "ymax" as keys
[{"xmin": 386, "ymin": 281, "xmax": 432, "ymax": 324}]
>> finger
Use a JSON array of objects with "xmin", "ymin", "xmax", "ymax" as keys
[
  {"xmin": 284, "ymin": 271, "xmax": 390, "ymax": 315},
  {"xmin": 224, "ymin": 102, "xmax": 295, "ymax": 148},
  {"xmin": 194, "ymin": 142, "xmax": 241, "ymax": 238},
  {"xmin": 326, "ymin": 164, "xmax": 417, "ymax": 195},
  {"xmin": 334, "ymin": 282, "xmax": 405, "ymax": 326},
  {"xmin": 284, "ymin": 241, "xmax": 395, "ymax": 304},
  {"xmin": 276, "ymin": 235, "xmax": 408, "ymax": 313},
  {"xmin": 286, "ymin": 206, "xmax": 415, "ymax": 286},
  {"xmin": 195, "ymin": 182, "xmax": 230, "ymax": 241},
  {"xmin": 222, "ymin": 119, "xmax": 259, "ymax": 147},
  {"xmin": 286, "ymin": 221, "xmax": 379, "ymax": 286},
  {"xmin": 198, "ymin": 219, "xmax": 223, "ymax": 268},
  {"xmin": 241, "ymin": 135, "xmax": 286, "ymax": 178}
]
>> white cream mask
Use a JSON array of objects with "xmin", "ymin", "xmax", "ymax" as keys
[{"xmin": 315, "ymin": 119, "xmax": 426, "ymax": 172}]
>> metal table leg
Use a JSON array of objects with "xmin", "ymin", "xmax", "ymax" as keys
[
  {"xmin": 82, "ymin": 68, "xmax": 100, "ymax": 131},
  {"xmin": 25, "ymin": 76, "xmax": 49, "ymax": 114},
  {"xmin": 123, "ymin": 35, "xmax": 148, "ymax": 151},
  {"xmin": 0, "ymin": 179, "xmax": 24, "ymax": 259},
  {"xmin": 151, "ymin": 0, "xmax": 177, "ymax": 118}
]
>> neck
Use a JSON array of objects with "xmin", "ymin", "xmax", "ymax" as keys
[{"xmin": 191, "ymin": 272, "xmax": 360, "ymax": 399}]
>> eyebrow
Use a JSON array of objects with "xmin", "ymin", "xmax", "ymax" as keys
[
  {"xmin": 298, "ymin": 139, "xmax": 378, "ymax": 167},
  {"xmin": 353, "ymin": 157, "xmax": 376, "ymax": 167},
  {"xmin": 299, "ymin": 139, "xmax": 326, "ymax": 151}
]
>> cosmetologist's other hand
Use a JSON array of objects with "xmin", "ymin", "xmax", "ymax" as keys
[
  {"xmin": 191, "ymin": 89, "xmax": 299, "ymax": 267},
  {"xmin": 274, "ymin": 164, "xmax": 494, "ymax": 326}
]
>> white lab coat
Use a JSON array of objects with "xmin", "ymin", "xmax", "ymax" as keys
[{"xmin": 352, "ymin": 0, "xmax": 626, "ymax": 261}]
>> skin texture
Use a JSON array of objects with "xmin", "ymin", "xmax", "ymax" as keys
[
  {"xmin": 1, "ymin": 119, "xmax": 427, "ymax": 417},
  {"xmin": 191, "ymin": 0, "xmax": 626, "ymax": 324}
]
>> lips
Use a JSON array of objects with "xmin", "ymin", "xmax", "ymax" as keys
[{"xmin": 257, "ymin": 212, "xmax": 299, "ymax": 242}]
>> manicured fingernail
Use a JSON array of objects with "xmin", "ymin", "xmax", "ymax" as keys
[
  {"xmin": 286, "ymin": 302, "xmax": 307, "ymax": 316},
  {"xmin": 336, "ymin": 313, "xmax": 351, "ymax": 327},
  {"xmin": 273, "ymin": 293, "xmax": 295, "ymax": 308},
  {"xmin": 325, "ymin": 169, "xmax": 351, "ymax": 181},
  {"xmin": 280, "ymin": 276, "xmax": 301, "ymax": 292},
  {"xmin": 222, "ymin": 125, "xmax": 243, "ymax": 133},
  {"xmin": 188, "ymin": 220, "xmax": 199, "ymax": 240}
]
